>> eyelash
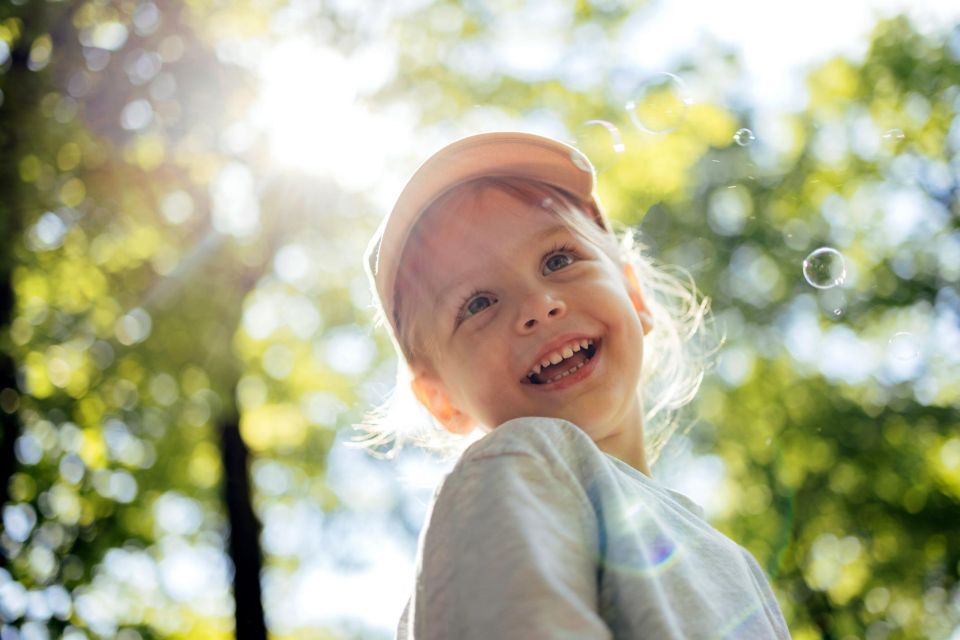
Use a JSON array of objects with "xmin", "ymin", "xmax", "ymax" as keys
[
  {"xmin": 454, "ymin": 243, "xmax": 582, "ymax": 326},
  {"xmin": 543, "ymin": 243, "xmax": 581, "ymax": 272}
]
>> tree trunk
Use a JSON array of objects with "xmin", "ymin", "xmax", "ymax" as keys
[
  {"xmin": 220, "ymin": 408, "xmax": 268, "ymax": 640},
  {"xmin": 0, "ymin": 18, "xmax": 35, "ymax": 575}
]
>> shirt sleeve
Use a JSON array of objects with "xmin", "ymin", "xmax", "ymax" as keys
[{"xmin": 407, "ymin": 451, "xmax": 613, "ymax": 640}]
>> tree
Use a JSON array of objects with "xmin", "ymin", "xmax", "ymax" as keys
[{"xmin": 1, "ymin": 1, "xmax": 957, "ymax": 638}]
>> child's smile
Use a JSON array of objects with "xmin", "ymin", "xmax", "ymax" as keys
[
  {"xmin": 400, "ymin": 186, "xmax": 652, "ymax": 448},
  {"xmin": 522, "ymin": 335, "xmax": 599, "ymax": 386}
]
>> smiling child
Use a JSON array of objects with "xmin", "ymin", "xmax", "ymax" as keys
[{"xmin": 362, "ymin": 132, "xmax": 792, "ymax": 639}]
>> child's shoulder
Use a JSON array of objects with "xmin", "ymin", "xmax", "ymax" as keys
[
  {"xmin": 422, "ymin": 418, "xmax": 602, "ymax": 540},
  {"xmin": 451, "ymin": 417, "xmax": 708, "ymax": 522},
  {"xmin": 460, "ymin": 416, "xmax": 599, "ymax": 467},
  {"xmin": 437, "ymin": 416, "xmax": 613, "ymax": 502}
]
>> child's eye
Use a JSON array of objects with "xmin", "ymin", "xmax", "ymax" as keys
[
  {"xmin": 457, "ymin": 291, "xmax": 497, "ymax": 324},
  {"xmin": 543, "ymin": 244, "xmax": 579, "ymax": 274}
]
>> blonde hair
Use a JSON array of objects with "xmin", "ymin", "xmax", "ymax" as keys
[{"xmin": 352, "ymin": 176, "xmax": 718, "ymax": 466}]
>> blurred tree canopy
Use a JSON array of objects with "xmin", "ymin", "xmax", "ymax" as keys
[{"xmin": 0, "ymin": 1, "xmax": 957, "ymax": 639}]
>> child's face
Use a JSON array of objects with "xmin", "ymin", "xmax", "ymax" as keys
[{"xmin": 403, "ymin": 188, "xmax": 650, "ymax": 443}]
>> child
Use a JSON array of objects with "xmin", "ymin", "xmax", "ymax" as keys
[{"xmin": 362, "ymin": 132, "xmax": 791, "ymax": 638}]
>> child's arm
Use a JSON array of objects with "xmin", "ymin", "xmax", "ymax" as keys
[{"xmin": 405, "ymin": 452, "xmax": 612, "ymax": 640}]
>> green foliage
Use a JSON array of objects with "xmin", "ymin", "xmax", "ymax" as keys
[{"xmin": 0, "ymin": 1, "xmax": 957, "ymax": 639}]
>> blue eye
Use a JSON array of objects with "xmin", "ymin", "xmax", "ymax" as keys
[
  {"xmin": 457, "ymin": 291, "xmax": 497, "ymax": 325},
  {"xmin": 543, "ymin": 251, "xmax": 573, "ymax": 272},
  {"xmin": 466, "ymin": 295, "xmax": 495, "ymax": 315}
]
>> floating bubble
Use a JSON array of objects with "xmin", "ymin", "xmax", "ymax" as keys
[
  {"xmin": 625, "ymin": 72, "xmax": 691, "ymax": 134},
  {"xmin": 882, "ymin": 128, "xmax": 905, "ymax": 141},
  {"xmin": 734, "ymin": 128, "xmax": 755, "ymax": 146},
  {"xmin": 802, "ymin": 247, "xmax": 846, "ymax": 289},
  {"xmin": 888, "ymin": 332, "xmax": 919, "ymax": 361},
  {"xmin": 573, "ymin": 120, "xmax": 624, "ymax": 172}
]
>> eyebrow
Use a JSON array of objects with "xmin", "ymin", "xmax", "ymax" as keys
[{"xmin": 435, "ymin": 222, "xmax": 572, "ymax": 307}]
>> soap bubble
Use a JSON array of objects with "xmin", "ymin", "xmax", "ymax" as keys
[
  {"xmin": 888, "ymin": 332, "xmax": 919, "ymax": 361},
  {"xmin": 625, "ymin": 72, "xmax": 691, "ymax": 134},
  {"xmin": 882, "ymin": 128, "xmax": 905, "ymax": 141},
  {"xmin": 573, "ymin": 120, "xmax": 624, "ymax": 172},
  {"xmin": 734, "ymin": 128, "xmax": 755, "ymax": 146},
  {"xmin": 802, "ymin": 247, "xmax": 846, "ymax": 289}
]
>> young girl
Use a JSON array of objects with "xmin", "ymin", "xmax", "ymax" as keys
[{"xmin": 361, "ymin": 132, "xmax": 791, "ymax": 639}]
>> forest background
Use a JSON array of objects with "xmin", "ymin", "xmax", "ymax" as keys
[{"xmin": 0, "ymin": 0, "xmax": 959, "ymax": 639}]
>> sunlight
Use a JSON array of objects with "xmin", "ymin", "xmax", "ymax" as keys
[{"xmin": 252, "ymin": 37, "xmax": 367, "ymax": 183}]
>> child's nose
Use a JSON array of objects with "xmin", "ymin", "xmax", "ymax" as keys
[{"xmin": 516, "ymin": 293, "xmax": 566, "ymax": 332}]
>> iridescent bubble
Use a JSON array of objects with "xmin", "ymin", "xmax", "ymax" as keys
[
  {"xmin": 802, "ymin": 247, "xmax": 846, "ymax": 289},
  {"xmin": 888, "ymin": 332, "xmax": 919, "ymax": 361},
  {"xmin": 882, "ymin": 128, "xmax": 905, "ymax": 141},
  {"xmin": 734, "ymin": 128, "xmax": 755, "ymax": 146},
  {"xmin": 573, "ymin": 120, "xmax": 624, "ymax": 172},
  {"xmin": 625, "ymin": 72, "xmax": 692, "ymax": 134}
]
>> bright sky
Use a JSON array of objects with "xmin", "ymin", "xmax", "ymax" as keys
[
  {"xmin": 623, "ymin": 0, "xmax": 960, "ymax": 111},
  {"xmin": 251, "ymin": 0, "xmax": 960, "ymax": 215}
]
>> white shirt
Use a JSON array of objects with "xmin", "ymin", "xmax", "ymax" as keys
[{"xmin": 397, "ymin": 417, "xmax": 791, "ymax": 639}]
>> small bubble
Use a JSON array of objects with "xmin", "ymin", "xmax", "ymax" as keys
[
  {"xmin": 625, "ymin": 72, "xmax": 692, "ymax": 134},
  {"xmin": 888, "ymin": 332, "xmax": 919, "ymax": 361},
  {"xmin": 882, "ymin": 128, "xmax": 905, "ymax": 141},
  {"xmin": 570, "ymin": 150, "xmax": 593, "ymax": 174},
  {"xmin": 573, "ymin": 119, "xmax": 624, "ymax": 172},
  {"xmin": 802, "ymin": 247, "xmax": 846, "ymax": 289},
  {"xmin": 734, "ymin": 128, "xmax": 755, "ymax": 146}
]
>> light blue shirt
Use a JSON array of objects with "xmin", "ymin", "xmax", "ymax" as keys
[{"xmin": 398, "ymin": 417, "xmax": 791, "ymax": 639}]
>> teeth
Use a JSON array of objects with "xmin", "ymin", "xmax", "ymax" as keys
[
  {"xmin": 526, "ymin": 339, "xmax": 596, "ymax": 383},
  {"xmin": 549, "ymin": 359, "xmax": 587, "ymax": 382}
]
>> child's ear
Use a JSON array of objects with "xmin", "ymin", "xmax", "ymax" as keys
[
  {"xmin": 623, "ymin": 263, "xmax": 653, "ymax": 335},
  {"xmin": 410, "ymin": 373, "xmax": 475, "ymax": 435}
]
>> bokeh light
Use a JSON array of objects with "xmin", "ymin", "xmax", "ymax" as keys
[{"xmin": 1, "ymin": 1, "xmax": 959, "ymax": 639}]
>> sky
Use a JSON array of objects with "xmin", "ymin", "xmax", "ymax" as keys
[{"xmin": 621, "ymin": 0, "xmax": 960, "ymax": 111}]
